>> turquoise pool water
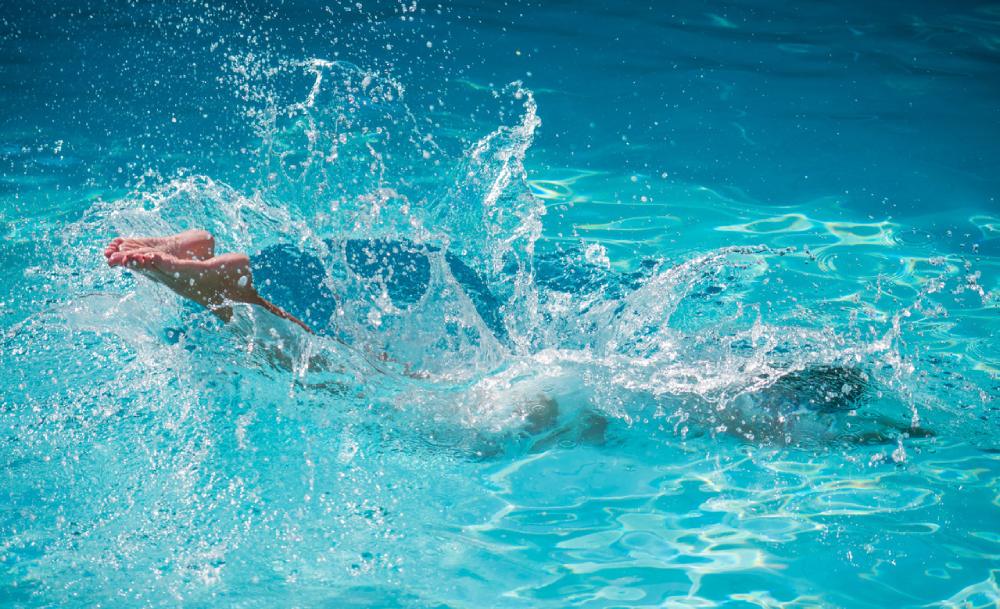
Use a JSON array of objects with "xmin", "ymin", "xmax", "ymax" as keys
[{"xmin": 2, "ymin": 1, "xmax": 998, "ymax": 607}]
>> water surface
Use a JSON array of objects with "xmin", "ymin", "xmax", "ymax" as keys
[{"xmin": 2, "ymin": 1, "xmax": 998, "ymax": 607}]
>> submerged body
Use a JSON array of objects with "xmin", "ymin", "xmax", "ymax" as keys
[{"xmin": 104, "ymin": 230, "xmax": 923, "ymax": 445}]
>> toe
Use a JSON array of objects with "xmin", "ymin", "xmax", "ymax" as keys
[
  {"xmin": 131, "ymin": 252, "xmax": 164, "ymax": 269},
  {"xmin": 104, "ymin": 238, "xmax": 123, "ymax": 258},
  {"xmin": 120, "ymin": 251, "xmax": 142, "ymax": 267}
]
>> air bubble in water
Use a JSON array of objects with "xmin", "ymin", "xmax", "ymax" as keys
[{"xmin": 891, "ymin": 439, "xmax": 907, "ymax": 463}]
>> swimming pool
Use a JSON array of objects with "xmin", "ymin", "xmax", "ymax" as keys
[{"xmin": 2, "ymin": 1, "xmax": 998, "ymax": 607}]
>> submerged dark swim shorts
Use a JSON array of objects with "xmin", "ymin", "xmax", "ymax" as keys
[{"xmin": 249, "ymin": 239, "xmax": 507, "ymax": 341}]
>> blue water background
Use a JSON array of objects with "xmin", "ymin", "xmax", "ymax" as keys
[{"xmin": 2, "ymin": 1, "xmax": 998, "ymax": 608}]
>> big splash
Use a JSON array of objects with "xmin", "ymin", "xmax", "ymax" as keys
[{"xmin": 3, "ymin": 51, "xmax": 998, "ymax": 609}]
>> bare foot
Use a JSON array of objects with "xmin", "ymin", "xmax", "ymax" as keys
[
  {"xmin": 106, "ymin": 230, "xmax": 313, "ymax": 332},
  {"xmin": 105, "ymin": 229, "xmax": 214, "ymax": 267},
  {"xmin": 123, "ymin": 250, "xmax": 259, "ymax": 308},
  {"xmin": 108, "ymin": 236, "xmax": 313, "ymax": 333}
]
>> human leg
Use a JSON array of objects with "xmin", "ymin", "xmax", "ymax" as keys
[{"xmin": 105, "ymin": 231, "xmax": 312, "ymax": 333}]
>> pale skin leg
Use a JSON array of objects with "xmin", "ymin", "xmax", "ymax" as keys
[
  {"xmin": 103, "ymin": 230, "xmax": 608, "ymax": 444},
  {"xmin": 104, "ymin": 229, "xmax": 313, "ymax": 333}
]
